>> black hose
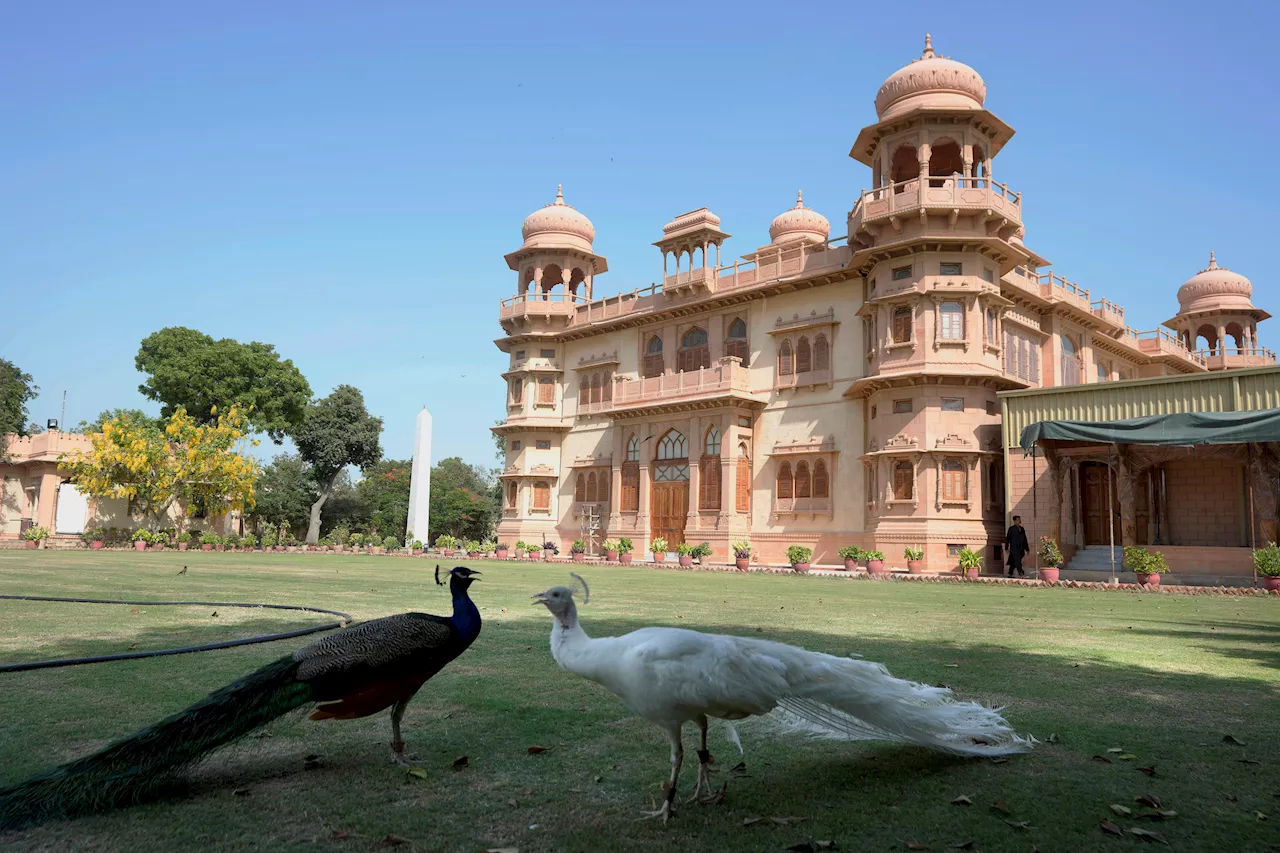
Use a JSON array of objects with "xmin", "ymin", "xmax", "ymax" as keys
[{"xmin": 0, "ymin": 595, "xmax": 352, "ymax": 673}]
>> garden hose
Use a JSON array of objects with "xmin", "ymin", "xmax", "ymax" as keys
[{"xmin": 0, "ymin": 595, "xmax": 351, "ymax": 674}]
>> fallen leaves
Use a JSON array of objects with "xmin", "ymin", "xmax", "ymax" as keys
[
  {"xmin": 451, "ymin": 755, "xmax": 469, "ymax": 771},
  {"xmin": 1239, "ymin": 758, "xmax": 1262, "ymax": 766},
  {"xmin": 950, "ymin": 795, "xmax": 973, "ymax": 806},
  {"xmin": 330, "ymin": 830, "xmax": 349, "ymax": 840},
  {"xmin": 904, "ymin": 843, "xmax": 930, "ymax": 851},
  {"xmin": 1046, "ymin": 733, "xmax": 1061, "ymax": 744},
  {"xmin": 787, "ymin": 842, "xmax": 835, "ymax": 852},
  {"xmin": 1136, "ymin": 766, "xmax": 1157, "ymax": 777},
  {"xmin": 1110, "ymin": 804, "xmax": 1132, "ymax": 816},
  {"xmin": 1003, "ymin": 820, "xmax": 1032, "ymax": 830},
  {"xmin": 1127, "ymin": 827, "xmax": 1169, "ymax": 844},
  {"xmin": 729, "ymin": 761, "xmax": 750, "ymax": 777},
  {"xmin": 1135, "ymin": 794, "xmax": 1162, "ymax": 809},
  {"xmin": 990, "ymin": 799, "xmax": 1010, "ymax": 814},
  {"xmin": 380, "ymin": 835, "xmax": 407, "ymax": 847},
  {"xmin": 127, "ymin": 643, "xmax": 139, "ymax": 650},
  {"xmin": 1100, "ymin": 819, "xmax": 1123, "ymax": 836},
  {"xmin": 526, "ymin": 745, "xmax": 551, "ymax": 755},
  {"xmin": 1223, "ymin": 734, "xmax": 1247, "ymax": 745},
  {"xmin": 947, "ymin": 843, "xmax": 976, "ymax": 851},
  {"xmin": 1092, "ymin": 755, "xmax": 1114, "ymax": 764},
  {"xmin": 1136, "ymin": 810, "xmax": 1177, "ymax": 820},
  {"xmin": 406, "ymin": 767, "xmax": 429, "ymax": 780},
  {"xmin": 743, "ymin": 816, "xmax": 808, "ymax": 827},
  {"xmin": 1107, "ymin": 747, "xmax": 1124, "ymax": 753},
  {"xmin": 1258, "ymin": 811, "xmax": 1269, "ymax": 821},
  {"xmin": 231, "ymin": 788, "xmax": 249, "ymax": 797}
]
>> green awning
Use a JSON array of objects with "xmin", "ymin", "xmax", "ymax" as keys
[{"xmin": 1019, "ymin": 409, "xmax": 1280, "ymax": 452}]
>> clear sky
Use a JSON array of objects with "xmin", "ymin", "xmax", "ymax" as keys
[{"xmin": 2, "ymin": 0, "xmax": 1276, "ymax": 469}]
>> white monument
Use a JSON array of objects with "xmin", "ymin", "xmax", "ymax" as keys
[{"xmin": 406, "ymin": 407, "xmax": 432, "ymax": 544}]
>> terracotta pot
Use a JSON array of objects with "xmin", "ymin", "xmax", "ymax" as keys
[
  {"xmin": 513, "ymin": 550, "xmax": 524, "ymax": 559},
  {"xmin": 1136, "ymin": 572, "xmax": 1160, "ymax": 587},
  {"xmin": 468, "ymin": 551, "xmax": 480, "ymax": 558},
  {"xmin": 1263, "ymin": 575, "xmax": 1280, "ymax": 592},
  {"xmin": 199, "ymin": 543, "xmax": 212, "ymax": 551},
  {"xmin": 334, "ymin": 544, "xmax": 344, "ymax": 553},
  {"xmin": 962, "ymin": 567, "xmax": 979, "ymax": 579},
  {"xmin": 678, "ymin": 555, "xmax": 693, "ymax": 567},
  {"xmin": 1040, "ymin": 567, "xmax": 1060, "ymax": 583},
  {"xmin": 274, "ymin": 545, "xmax": 284, "ymax": 552},
  {"xmin": 412, "ymin": 548, "xmax": 423, "ymax": 556},
  {"xmin": 791, "ymin": 562, "xmax": 811, "ymax": 573},
  {"xmin": 907, "ymin": 560, "xmax": 925, "ymax": 574},
  {"xmin": 605, "ymin": 550, "xmax": 619, "ymax": 562},
  {"xmin": 573, "ymin": 553, "xmax": 586, "ymax": 563},
  {"xmin": 177, "ymin": 542, "xmax": 188, "ymax": 551},
  {"xmin": 619, "ymin": 552, "xmax": 633, "ymax": 565},
  {"xmin": 842, "ymin": 558, "xmax": 856, "ymax": 571},
  {"xmin": 153, "ymin": 544, "xmax": 165, "ymax": 551},
  {"xmin": 542, "ymin": 550, "xmax": 554, "ymax": 560},
  {"xmin": 26, "ymin": 540, "xmax": 40, "ymax": 549},
  {"xmin": 131, "ymin": 540, "xmax": 145, "ymax": 551},
  {"xmin": 736, "ymin": 558, "xmax": 750, "ymax": 571},
  {"xmin": 495, "ymin": 548, "xmax": 509, "ymax": 559},
  {"xmin": 866, "ymin": 559, "xmax": 886, "ymax": 574},
  {"xmin": 90, "ymin": 540, "xmax": 105, "ymax": 550}
]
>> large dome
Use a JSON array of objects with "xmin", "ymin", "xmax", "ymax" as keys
[
  {"xmin": 1177, "ymin": 252, "xmax": 1255, "ymax": 313},
  {"xmin": 768, "ymin": 191, "xmax": 830, "ymax": 246},
  {"xmin": 520, "ymin": 185, "xmax": 595, "ymax": 252},
  {"xmin": 874, "ymin": 34, "xmax": 986, "ymax": 121}
]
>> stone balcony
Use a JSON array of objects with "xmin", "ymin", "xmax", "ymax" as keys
[
  {"xmin": 1195, "ymin": 347, "xmax": 1278, "ymax": 371},
  {"xmin": 850, "ymin": 176, "xmax": 1022, "ymax": 235},
  {"xmin": 608, "ymin": 358, "xmax": 766, "ymax": 416},
  {"xmin": 1134, "ymin": 329, "xmax": 1208, "ymax": 369},
  {"xmin": 499, "ymin": 292, "xmax": 586, "ymax": 327}
]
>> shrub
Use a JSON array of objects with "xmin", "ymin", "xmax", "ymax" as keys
[
  {"xmin": 1253, "ymin": 542, "xmax": 1280, "ymax": 577},
  {"xmin": 261, "ymin": 530, "xmax": 278, "ymax": 547},
  {"xmin": 1037, "ymin": 536, "xmax": 1064, "ymax": 567},
  {"xmin": 329, "ymin": 524, "xmax": 351, "ymax": 545},
  {"xmin": 650, "ymin": 537, "xmax": 668, "ymax": 554},
  {"xmin": 348, "ymin": 532, "xmax": 365, "ymax": 547},
  {"xmin": 787, "ymin": 545, "xmax": 813, "ymax": 565},
  {"xmin": 410, "ymin": 540, "xmax": 424, "ymax": 550},
  {"xmin": 436, "ymin": 534, "xmax": 458, "ymax": 549},
  {"xmin": 130, "ymin": 529, "xmax": 151, "ymax": 543},
  {"xmin": 514, "ymin": 540, "xmax": 528, "ymax": 551},
  {"xmin": 481, "ymin": 540, "xmax": 496, "ymax": 552},
  {"xmin": 383, "ymin": 535, "xmax": 400, "ymax": 549},
  {"xmin": 242, "ymin": 534, "xmax": 258, "ymax": 549},
  {"xmin": 176, "ymin": 530, "xmax": 192, "ymax": 543},
  {"xmin": 200, "ymin": 531, "xmax": 218, "ymax": 545},
  {"xmin": 690, "ymin": 542, "xmax": 712, "ymax": 560},
  {"xmin": 23, "ymin": 525, "xmax": 51, "ymax": 542},
  {"xmin": 864, "ymin": 550, "xmax": 885, "ymax": 561},
  {"xmin": 675, "ymin": 543, "xmax": 694, "ymax": 556},
  {"xmin": 463, "ymin": 539, "xmax": 480, "ymax": 553},
  {"xmin": 838, "ymin": 545, "xmax": 863, "ymax": 561},
  {"xmin": 542, "ymin": 541, "xmax": 559, "ymax": 555},
  {"xmin": 80, "ymin": 527, "xmax": 104, "ymax": 543},
  {"xmin": 957, "ymin": 547, "xmax": 982, "ymax": 570},
  {"xmin": 225, "ymin": 533, "xmax": 241, "ymax": 548},
  {"xmin": 570, "ymin": 539, "xmax": 586, "ymax": 554},
  {"xmin": 617, "ymin": 537, "xmax": 633, "ymax": 554},
  {"xmin": 152, "ymin": 531, "xmax": 171, "ymax": 546},
  {"xmin": 732, "ymin": 539, "xmax": 752, "ymax": 559},
  {"xmin": 1124, "ymin": 545, "xmax": 1168, "ymax": 575},
  {"xmin": 601, "ymin": 538, "xmax": 621, "ymax": 553},
  {"xmin": 903, "ymin": 545, "xmax": 924, "ymax": 561}
]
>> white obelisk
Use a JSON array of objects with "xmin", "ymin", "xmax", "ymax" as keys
[{"xmin": 406, "ymin": 407, "xmax": 432, "ymax": 544}]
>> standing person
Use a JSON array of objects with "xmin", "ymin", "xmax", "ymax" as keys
[{"xmin": 1005, "ymin": 515, "xmax": 1029, "ymax": 578}]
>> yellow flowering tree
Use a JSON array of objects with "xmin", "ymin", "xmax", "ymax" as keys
[{"xmin": 60, "ymin": 406, "xmax": 259, "ymax": 531}]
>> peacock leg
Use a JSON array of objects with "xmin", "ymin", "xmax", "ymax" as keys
[
  {"xmin": 389, "ymin": 698, "xmax": 412, "ymax": 767},
  {"xmin": 638, "ymin": 724, "xmax": 683, "ymax": 823},
  {"xmin": 685, "ymin": 714, "xmax": 718, "ymax": 804}
]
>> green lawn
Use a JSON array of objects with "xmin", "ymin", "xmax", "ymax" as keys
[{"xmin": 1, "ymin": 551, "xmax": 1277, "ymax": 853}]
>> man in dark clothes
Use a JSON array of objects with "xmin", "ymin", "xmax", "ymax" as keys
[{"xmin": 1005, "ymin": 515, "xmax": 1029, "ymax": 578}]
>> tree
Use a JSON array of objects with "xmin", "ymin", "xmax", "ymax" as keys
[
  {"xmin": 293, "ymin": 385, "xmax": 383, "ymax": 544},
  {"xmin": 0, "ymin": 359, "xmax": 38, "ymax": 461},
  {"xmin": 135, "ymin": 327, "xmax": 312, "ymax": 442},
  {"xmin": 428, "ymin": 457, "xmax": 500, "ymax": 543},
  {"xmin": 355, "ymin": 459, "xmax": 413, "ymax": 540},
  {"xmin": 60, "ymin": 407, "xmax": 259, "ymax": 531},
  {"xmin": 492, "ymin": 419, "xmax": 506, "ymax": 461},
  {"xmin": 75, "ymin": 408, "xmax": 162, "ymax": 435},
  {"xmin": 250, "ymin": 453, "xmax": 315, "ymax": 536}
]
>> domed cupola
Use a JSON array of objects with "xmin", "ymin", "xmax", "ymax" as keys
[
  {"xmin": 1176, "ymin": 252, "xmax": 1256, "ymax": 313},
  {"xmin": 874, "ymin": 34, "xmax": 987, "ymax": 121},
  {"xmin": 768, "ymin": 191, "xmax": 831, "ymax": 246},
  {"xmin": 519, "ymin": 185, "xmax": 596, "ymax": 253}
]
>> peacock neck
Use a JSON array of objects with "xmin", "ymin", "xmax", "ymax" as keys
[
  {"xmin": 449, "ymin": 580, "xmax": 482, "ymax": 644},
  {"xmin": 549, "ymin": 602, "xmax": 592, "ymax": 669}
]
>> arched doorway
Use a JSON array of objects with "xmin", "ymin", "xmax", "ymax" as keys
[{"xmin": 650, "ymin": 429, "xmax": 689, "ymax": 548}]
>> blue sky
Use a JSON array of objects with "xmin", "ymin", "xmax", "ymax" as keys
[{"xmin": 2, "ymin": 0, "xmax": 1276, "ymax": 469}]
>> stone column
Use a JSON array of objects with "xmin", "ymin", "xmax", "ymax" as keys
[
  {"xmin": 1080, "ymin": 329, "xmax": 1094, "ymax": 382},
  {"xmin": 1042, "ymin": 445, "xmax": 1063, "ymax": 546},
  {"xmin": 686, "ymin": 416, "xmax": 702, "ymax": 531},
  {"xmin": 1216, "ymin": 323, "xmax": 1227, "ymax": 355},
  {"xmin": 1117, "ymin": 445, "xmax": 1138, "ymax": 547},
  {"xmin": 722, "ymin": 420, "xmax": 739, "ymax": 522},
  {"xmin": 608, "ymin": 427, "xmax": 624, "ymax": 531},
  {"xmin": 636, "ymin": 458, "xmax": 651, "ymax": 551}
]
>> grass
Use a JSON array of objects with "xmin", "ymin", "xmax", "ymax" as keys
[{"xmin": 0, "ymin": 550, "xmax": 1277, "ymax": 853}]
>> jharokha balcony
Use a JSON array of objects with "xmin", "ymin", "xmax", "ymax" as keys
[
  {"xmin": 1195, "ymin": 347, "xmax": 1278, "ymax": 371},
  {"xmin": 607, "ymin": 358, "xmax": 767, "ymax": 416},
  {"xmin": 849, "ymin": 176, "xmax": 1022, "ymax": 235}
]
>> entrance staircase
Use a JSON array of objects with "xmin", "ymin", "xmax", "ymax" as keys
[{"xmin": 1062, "ymin": 545, "xmax": 1129, "ymax": 583}]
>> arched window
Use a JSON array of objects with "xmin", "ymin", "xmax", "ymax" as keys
[
  {"xmin": 506, "ymin": 482, "xmax": 517, "ymax": 509},
  {"xmin": 794, "ymin": 461, "xmax": 811, "ymax": 498},
  {"xmin": 590, "ymin": 372, "xmax": 602, "ymax": 404},
  {"xmin": 705, "ymin": 425, "xmax": 721, "ymax": 456},
  {"xmin": 1196, "ymin": 324, "xmax": 1218, "ymax": 354},
  {"xmin": 814, "ymin": 334, "xmax": 830, "ymax": 371},
  {"xmin": 622, "ymin": 435, "xmax": 640, "ymax": 511},
  {"xmin": 575, "ymin": 473, "xmax": 587, "ymax": 502},
  {"xmin": 541, "ymin": 264, "xmax": 562, "ymax": 297},
  {"xmin": 796, "ymin": 336, "xmax": 812, "ymax": 373},
  {"xmin": 578, "ymin": 377, "xmax": 589, "ymax": 406},
  {"xmin": 725, "ymin": 317, "xmax": 748, "ymax": 364},
  {"xmin": 1060, "ymin": 335, "xmax": 1080, "ymax": 384},
  {"xmin": 587, "ymin": 470, "xmax": 599, "ymax": 502},
  {"xmin": 700, "ymin": 426, "xmax": 721, "ymax": 510},
  {"xmin": 533, "ymin": 481, "xmax": 551, "ymax": 510},
  {"xmin": 892, "ymin": 307, "xmax": 913, "ymax": 343},
  {"xmin": 776, "ymin": 461, "xmax": 793, "ymax": 499},
  {"xmin": 678, "ymin": 327, "xmax": 710, "ymax": 372},
  {"xmin": 568, "ymin": 267, "xmax": 586, "ymax": 298},
  {"xmin": 736, "ymin": 442, "xmax": 751, "ymax": 512},
  {"xmin": 626, "ymin": 435, "xmax": 639, "ymax": 462},
  {"xmin": 778, "ymin": 339, "xmax": 794, "ymax": 375},
  {"xmin": 1226, "ymin": 322, "xmax": 1245, "ymax": 350},
  {"xmin": 813, "ymin": 459, "xmax": 829, "ymax": 499},
  {"xmin": 890, "ymin": 144, "xmax": 919, "ymax": 184},
  {"xmin": 657, "ymin": 430, "xmax": 688, "ymax": 460},
  {"xmin": 986, "ymin": 309, "xmax": 997, "ymax": 345},
  {"xmin": 942, "ymin": 459, "xmax": 966, "ymax": 501},
  {"xmin": 928, "ymin": 138, "xmax": 963, "ymax": 187},
  {"xmin": 987, "ymin": 459, "xmax": 1004, "ymax": 507},
  {"xmin": 644, "ymin": 335, "xmax": 664, "ymax": 378},
  {"xmin": 602, "ymin": 369, "xmax": 612, "ymax": 402},
  {"xmin": 940, "ymin": 302, "xmax": 964, "ymax": 340},
  {"xmin": 893, "ymin": 461, "xmax": 914, "ymax": 500}
]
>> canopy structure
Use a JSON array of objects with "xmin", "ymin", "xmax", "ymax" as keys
[{"xmin": 1018, "ymin": 409, "xmax": 1280, "ymax": 452}]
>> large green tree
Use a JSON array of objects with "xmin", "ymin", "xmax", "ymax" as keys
[
  {"xmin": 293, "ymin": 385, "xmax": 383, "ymax": 544},
  {"xmin": 428, "ymin": 457, "xmax": 500, "ymax": 543},
  {"xmin": 250, "ymin": 453, "xmax": 315, "ymax": 536},
  {"xmin": 135, "ymin": 327, "xmax": 311, "ymax": 442},
  {"xmin": 355, "ymin": 459, "xmax": 413, "ymax": 541},
  {"xmin": 0, "ymin": 359, "xmax": 38, "ymax": 461}
]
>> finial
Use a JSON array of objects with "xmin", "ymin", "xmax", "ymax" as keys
[
  {"xmin": 555, "ymin": 184, "xmax": 564, "ymax": 204},
  {"xmin": 1208, "ymin": 250, "xmax": 1217, "ymax": 269},
  {"xmin": 795, "ymin": 190, "xmax": 805, "ymax": 208},
  {"xmin": 922, "ymin": 33, "xmax": 934, "ymax": 58}
]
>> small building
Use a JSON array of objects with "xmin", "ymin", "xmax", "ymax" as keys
[{"xmin": 1000, "ymin": 365, "xmax": 1280, "ymax": 585}]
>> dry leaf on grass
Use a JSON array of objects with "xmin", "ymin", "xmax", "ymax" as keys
[
  {"xmin": 1127, "ymin": 827, "xmax": 1169, "ymax": 844},
  {"xmin": 520, "ymin": 788, "xmax": 535, "ymax": 796},
  {"xmin": 1099, "ymin": 819, "xmax": 1123, "ymax": 835},
  {"xmin": 478, "ymin": 848, "xmax": 518, "ymax": 853},
  {"xmin": 1135, "ymin": 794, "xmax": 1162, "ymax": 808},
  {"xmin": 1223, "ymin": 735, "xmax": 1246, "ymax": 745},
  {"xmin": 381, "ymin": 836, "xmax": 408, "ymax": 847},
  {"xmin": 1110, "ymin": 804, "xmax": 1131, "ymax": 816},
  {"xmin": 769, "ymin": 816, "xmax": 809, "ymax": 826},
  {"xmin": 406, "ymin": 767, "xmax": 429, "ymax": 780},
  {"xmin": 1107, "ymin": 747, "xmax": 1125, "ymax": 753},
  {"xmin": 1136, "ymin": 766, "xmax": 1157, "ymax": 777},
  {"xmin": 990, "ymin": 799, "xmax": 1010, "ymax": 814},
  {"xmin": 1258, "ymin": 811, "xmax": 1269, "ymax": 821},
  {"xmin": 331, "ymin": 830, "xmax": 349, "ymax": 840},
  {"xmin": 950, "ymin": 795, "xmax": 973, "ymax": 806},
  {"xmin": 947, "ymin": 843, "xmax": 976, "ymax": 851},
  {"xmin": 452, "ymin": 755, "xmax": 469, "ymax": 771},
  {"xmin": 904, "ymin": 843, "xmax": 930, "ymax": 851},
  {"xmin": 1004, "ymin": 820, "xmax": 1031, "ymax": 830},
  {"xmin": 127, "ymin": 643, "xmax": 139, "ymax": 650},
  {"xmin": 730, "ymin": 761, "xmax": 750, "ymax": 777},
  {"xmin": 1046, "ymin": 733, "xmax": 1060, "ymax": 744},
  {"xmin": 990, "ymin": 757, "xmax": 1009, "ymax": 764},
  {"xmin": 1136, "ymin": 810, "xmax": 1177, "ymax": 820},
  {"xmin": 1092, "ymin": 755, "xmax": 1114, "ymax": 764},
  {"xmin": 1239, "ymin": 759, "xmax": 1262, "ymax": 766},
  {"xmin": 231, "ymin": 788, "xmax": 249, "ymax": 797},
  {"xmin": 526, "ymin": 746, "xmax": 551, "ymax": 755},
  {"xmin": 1117, "ymin": 754, "xmax": 1139, "ymax": 761}
]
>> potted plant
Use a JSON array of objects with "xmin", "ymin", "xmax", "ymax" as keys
[
  {"xmin": 152, "ymin": 530, "xmax": 171, "ymax": 551},
  {"xmin": 571, "ymin": 539, "xmax": 587, "ymax": 563},
  {"xmin": 904, "ymin": 545, "xmax": 925, "ymax": 574},
  {"xmin": 436, "ymin": 534, "xmax": 457, "ymax": 555},
  {"xmin": 1124, "ymin": 545, "xmax": 1167, "ymax": 587},
  {"xmin": 787, "ymin": 544, "xmax": 813, "ymax": 573},
  {"xmin": 542, "ymin": 540, "xmax": 559, "ymax": 560},
  {"xmin": 227, "ymin": 533, "xmax": 243, "ymax": 551},
  {"xmin": 82, "ymin": 527, "xmax": 106, "ymax": 550},
  {"xmin": 957, "ymin": 546, "xmax": 982, "ymax": 579},
  {"xmin": 649, "ymin": 537, "xmax": 668, "ymax": 563},
  {"xmin": 838, "ymin": 545, "xmax": 862, "ymax": 571},
  {"xmin": 261, "ymin": 529, "xmax": 278, "ymax": 551},
  {"xmin": 602, "ymin": 539, "xmax": 620, "ymax": 562},
  {"xmin": 481, "ymin": 540, "xmax": 497, "ymax": 558},
  {"xmin": 175, "ymin": 530, "xmax": 191, "ymax": 551},
  {"xmin": 196, "ymin": 531, "xmax": 214, "ymax": 551},
  {"xmin": 23, "ymin": 525, "xmax": 50, "ymax": 550},
  {"xmin": 617, "ymin": 537, "xmax": 634, "ymax": 565},
  {"xmin": 131, "ymin": 529, "xmax": 151, "ymax": 551},
  {"xmin": 410, "ymin": 539, "xmax": 424, "ymax": 556},
  {"xmin": 865, "ymin": 549, "xmax": 887, "ymax": 574},
  {"xmin": 732, "ymin": 539, "xmax": 752, "ymax": 571},
  {"xmin": 242, "ymin": 533, "xmax": 258, "ymax": 550},
  {"xmin": 676, "ymin": 542, "xmax": 694, "ymax": 567},
  {"xmin": 1037, "ymin": 536, "xmax": 1063, "ymax": 583},
  {"xmin": 346, "ymin": 532, "xmax": 363, "ymax": 554},
  {"xmin": 384, "ymin": 535, "xmax": 401, "ymax": 554},
  {"xmin": 1254, "ymin": 542, "xmax": 1280, "ymax": 592},
  {"xmin": 690, "ymin": 542, "xmax": 712, "ymax": 565},
  {"xmin": 514, "ymin": 539, "xmax": 527, "ymax": 559}
]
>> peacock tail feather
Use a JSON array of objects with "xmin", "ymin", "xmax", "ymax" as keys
[{"xmin": 0, "ymin": 654, "xmax": 314, "ymax": 830}]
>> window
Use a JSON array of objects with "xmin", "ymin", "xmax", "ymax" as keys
[
  {"xmin": 540, "ymin": 348, "xmax": 555, "ymax": 359},
  {"xmin": 892, "ymin": 307, "xmax": 913, "ymax": 343},
  {"xmin": 940, "ymin": 262, "xmax": 962, "ymax": 276},
  {"xmin": 590, "ymin": 373, "xmax": 602, "ymax": 404},
  {"xmin": 813, "ymin": 459, "xmax": 829, "ymax": 499},
  {"xmin": 893, "ymin": 461, "xmax": 914, "ymax": 500},
  {"xmin": 726, "ymin": 318, "xmax": 749, "ymax": 364},
  {"xmin": 941, "ymin": 397, "xmax": 963, "ymax": 412},
  {"xmin": 982, "ymin": 268, "xmax": 995, "ymax": 283},
  {"xmin": 509, "ymin": 379, "xmax": 523, "ymax": 404},
  {"xmin": 626, "ymin": 435, "xmax": 639, "ymax": 462},
  {"xmin": 738, "ymin": 416, "xmax": 751, "ymax": 428},
  {"xmin": 506, "ymin": 482, "xmax": 517, "ymax": 508},
  {"xmin": 705, "ymin": 426, "xmax": 721, "ymax": 456},
  {"xmin": 893, "ymin": 399, "xmax": 912, "ymax": 414},
  {"xmin": 700, "ymin": 426, "xmax": 721, "ymax": 510},
  {"xmin": 940, "ymin": 302, "xmax": 964, "ymax": 340},
  {"xmin": 536, "ymin": 376, "xmax": 555, "ymax": 405},
  {"xmin": 587, "ymin": 471, "xmax": 600, "ymax": 502},
  {"xmin": 814, "ymin": 334, "xmax": 830, "ymax": 371},
  {"xmin": 892, "ymin": 266, "xmax": 911, "ymax": 280},
  {"xmin": 736, "ymin": 442, "xmax": 751, "ymax": 512},
  {"xmin": 870, "ymin": 405, "xmax": 877, "ymax": 419},
  {"xmin": 776, "ymin": 462, "xmax": 793, "ymax": 499},
  {"xmin": 947, "ymin": 543, "xmax": 965, "ymax": 558},
  {"xmin": 579, "ymin": 378, "xmax": 589, "ymax": 406},
  {"xmin": 796, "ymin": 336, "xmax": 811, "ymax": 373},
  {"xmin": 515, "ymin": 350, "xmax": 526, "ymax": 361},
  {"xmin": 622, "ymin": 435, "xmax": 639, "ymax": 511},
  {"xmin": 678, "ymin": 327, "xmax": 710, "ymax": 373},
  {"xmin": 778, "ymin": 339, "xmax": 794, "ymax": 375},
  {"xmin": 794, "ymin": 461, "xmax": 811, "ymax": 498},
  {"xmin": 1004, "ymin": 328, "xmax": 1040, "ymax": 384},
  {"xmin": 986, "ymin": 459, "xmax": 1004, "ymax": 506},
  {"xmin": 602, "ymin": 370, "xmax": 612, "ymax": 402},
  {"xmin": 1096, "ymin": 360, "xmax": 1108, "ymax": 383},
  {"xmin": 1060, "ymin": 335, "xmax": 1080, "ymax": 385},
  {"xmin": 644, "ymin": 335, "xmax": 664, "ymax": 378},
  {"xmin": 986, "ymin": 309, "xmax": 997, "ymax": 345},
  {"xmin": 575, "ymin": 473, "xmax": 587, "ymax": 502},
  {"xmin": 511, "ymin": 440, "xmax": 522, "ymax": 451},
  {"xmin": 658, "ymin": 430, "xmax": 687, "ymax": 460},
  {"xmin": 532, "ymin": 481, "xmax": 551, "ymax": 511},
  {"xmin": 942, "ymin": 459, "xmax": 966, "ymax": 501},
  {"xmin": 986, "ymin": 400, "xmax": 997, "ymax": 416},
  {"xmin": 536, "ymin": 439, "xmax": 551, "ymax": 450}
]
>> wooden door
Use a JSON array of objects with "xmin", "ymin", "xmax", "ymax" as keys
[
  {"xmin": 650, "ymin": 483, "xmax": 688, "ymax": 548},
  {"xmin": 1082, "ymin": 464, "xmax": 1121, "ymax": 545}
]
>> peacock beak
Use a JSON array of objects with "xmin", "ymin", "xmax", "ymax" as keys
[{"xmin": 531, "ymin": 591, "xmax": 549, "ymax": 606}]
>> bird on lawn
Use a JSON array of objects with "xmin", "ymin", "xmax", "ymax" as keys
[
  {"xmin": 0, "ymin": 565, "xmax": 483, "ymax": 830},
  {"xmin": 534, "ymin": 574, "xmax": 1031, "ymax": 823}
]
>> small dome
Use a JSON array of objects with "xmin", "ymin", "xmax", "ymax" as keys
[
  {"xmin": 1177, "ymin": 252, "xmax": 1255, "ymax": 313},
  {"xmin": 768, "ymin": 191, "xmax": 830, "ymax": 246},
  {"xmin": 520, "ymin": 185, "xmax": 595, "ymax": 252},
  {"xmin": 874, "ymin": 34, "xmax": 986, "ymax": 121}
]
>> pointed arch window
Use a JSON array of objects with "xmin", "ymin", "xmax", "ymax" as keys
[
  {"xmin": 1060, "ymin": 335, "xmax": 1080, "ymax": 385},
  {"xmin": 778, "ymin": 339, "xmax": 794, "ymax": 376},
  {"xmin": 776, "ymin": 461, "xmax": 793, "ymax": 499},
  {"xmin": 657, "ymin": 430, "xmax": 688, "ymax": 460},
  {"xmin": 796, "ymin": 336, "xmax": 812, "ymax": 374},
  {"xmin": 578, "ymin": 378, "xmax": 589, "ymax": 406},
  {"xmin": 678, "ymin": 327, "xmax": 710, "ymax": 373},
  {"xmin": 813, "ymin": 459, "xmax": 829, "ymax": 499},
  {"xmin": 704, "ymin": 426, "xmax": 721, "ymax": 457},
  {"xmin": 590, "ymin": 372, "xmax": 602, "ymax": 405},
  {"xmin": 622, "ymin": 435, "xmax": 640, "ymax": 511},
  {"xmin": 506, "ymin": 482, "xmax": 517, "ymax": 509},
  {"xmin": 586, "ymin": 470, "xmax": 599, "ymax": 502},
  {"xmin": 602, "ymin": 369, "xmax": 612, "ymax": 402},
  {"xmin": 736, "ymin": 442, "xmax": 751, "ymax": 512},
  {"xmin": 644, "ymin": 335, "xmax": 664, "ymax": 378},
  {"xmin": 794, "ymin": 460, "xmax": 811, "ymax": 498},
  {"xmin": 725, "ymin": 318, "xmax": 749, "ymax": 364},
  {"xmin": 700, "ymin": 426, "xmax": 721, "ymax": 510},
  {"xmin": 510, "ymin": 378, "xmax": 523, "ymax": 405},
  {"xmin": 893, "ymin": 461, "xmax": 914, "ymax": 501},
  {"xmin": 813, "ymin": 334, "xmax": 830, "ymax": 371},
  {"xmin": 574, "ymin": 473, "xmax": 587, "ymax": 502}
]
